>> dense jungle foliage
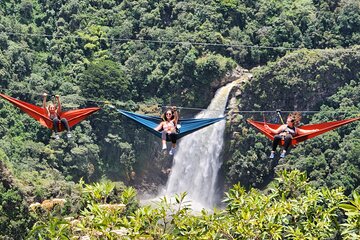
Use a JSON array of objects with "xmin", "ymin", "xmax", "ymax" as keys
[{"xmin": 0, "ymin": 0, "xmax": 359, "ymax": 238}]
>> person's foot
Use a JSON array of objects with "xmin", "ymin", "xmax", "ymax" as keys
[
  {"xmin": 54, "ymin": 134, "xmax": 60, "ymax": 140},
  {"xmin": 280, "ymin": 151, "xmax": 286, "ymax": 158},
  {"xmin": 269, "ymin": 151, "xmax": 275, "ymax": 159},
  {"xmin": 162, "ymin": 145, "xmax": 167, "ymax": 150},
  {"xmin": 169, "ymin": 147, "xmax": 176, "ymax": 155},
  {"xmin": 67, "ymin": 133, "xmax": 72, "ymax": 138}
]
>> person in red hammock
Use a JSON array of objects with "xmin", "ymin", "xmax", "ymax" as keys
[
  {"xmin": 154, "ymin": 106, "xmax": 179, "ymax": 155},
  {"xmin": 264, "ymin": 112, "xmax": 318, "ymax": 158},
  {"xmin": 42, "ymin": 93, "xmax": 71, "ymax": 140}
]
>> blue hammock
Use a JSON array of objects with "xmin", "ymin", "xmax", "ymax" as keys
[{"xmin": 116, "ymin": 109, "xmax": 225, "ymax": 139}]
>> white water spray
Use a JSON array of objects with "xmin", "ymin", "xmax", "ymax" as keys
[{"xmin": 164, "ymin": 81, "xmax": 237, "ymax": 209}]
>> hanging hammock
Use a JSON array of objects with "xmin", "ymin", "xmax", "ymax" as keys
[
  {"xmin": 115, "ymin": 109, "xmax": 225, "ymax": 140},
  {"xmin": 0, "ymin": 93, "xmax": 100, "ymax": 132},
  {"xmin": 247, "ymin": 117, "xmax": 360, "ymax": 146}
]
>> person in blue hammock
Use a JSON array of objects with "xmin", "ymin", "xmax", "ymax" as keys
[
  {"xmin": 264, "ymin": 112, "xmax": 318, "ymax": 159},
  {"xmin": 154, "ymin": 106, "xmax": 179, "ymax": 155}
]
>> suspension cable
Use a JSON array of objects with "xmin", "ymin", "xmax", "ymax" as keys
[
  {"xmin": 3, "ymin": 31, "xmax": 360, "ymax": 53},
  {"xmin": 1, "ymin": 89, "xmax": 359, "ymax": 114}
]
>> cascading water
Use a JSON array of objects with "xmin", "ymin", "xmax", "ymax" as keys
[{"xmin": 164, "ymin": 81, "xmax": 238, "ymax": 209}]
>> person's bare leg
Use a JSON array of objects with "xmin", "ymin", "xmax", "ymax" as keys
[{"xmin": 162, "ymin": 139, "xmax": 167, "ymax": 150}]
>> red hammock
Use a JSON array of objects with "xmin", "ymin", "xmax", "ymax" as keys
[
  {"xmin": 247, "ymin": 117, "xmax": 360, "ymax": 146},
  {"xmin": 0, "ymin": 93, "xmax": 100, "ymax": 132}
]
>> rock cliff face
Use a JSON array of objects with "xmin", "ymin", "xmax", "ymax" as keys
[
  {"xmin": 211, "ymin": 66, "xmax": 249, "ymax": 88},
  {"xmin": 131, "ymin": 149, "xmax": 173, "ymax": 197},
  {"xmin": 0, "ymin": 161, "xmax": 14, "ymax": 189},
  {"xmin": 225, "ymin": 67, "xmax": 253, "ymax": 121}
]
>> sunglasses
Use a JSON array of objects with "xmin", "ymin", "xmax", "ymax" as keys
[{"xmin": 166, "ymin": 113, "xmax": 172, "ymax": 116}]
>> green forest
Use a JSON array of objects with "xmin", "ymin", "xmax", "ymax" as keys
[{"xmin": 0, "ymin": 0, "xmax": 359, "ymax": 239}]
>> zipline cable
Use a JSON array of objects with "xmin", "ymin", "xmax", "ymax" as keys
[
  {"xmin": 3, "ymin": 31, "xmax": 360, "ymax": 52},
  {"xmin": 161, "ymin": 105, "xmax": 221, "ymax": 111},
  {"xmin": 0, "ymin": 88, "xmax": 164, "ymax": 108},
  {"xmin": 1, "ymin": 89, "xmax": 359, "ymax": 114},
  {"xmin": 2, "ymin": 32, "xmax": 302, "ymax": 50},
  {"xmin": 227, "ymin": 110, "xmax": 360, "ymax": 114}
]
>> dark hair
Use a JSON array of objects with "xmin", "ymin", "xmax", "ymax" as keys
[
  {"xmin": 162, "ymin": 108, "xmax": 174, "ymax": 121},
  {"xmin": 161, "ymin": 107, "xmax": 180, "ymax": 124}
]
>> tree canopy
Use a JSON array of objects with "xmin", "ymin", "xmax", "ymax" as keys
[{"xmin": 0, "ymin": 0, "xmax": 359, "ymax": 238}]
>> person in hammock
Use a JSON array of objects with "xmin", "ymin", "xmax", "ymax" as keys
[
  {"xmin": 264, "ymin": 112, "xmax": 318, "ymax": 158},
  {"xmin": 154, "ymin": 106, "xmax": 179, "ymax": 155},
  {"xmin": 42, "ymin": 93, "xmax": 71, "ymax": 140}
]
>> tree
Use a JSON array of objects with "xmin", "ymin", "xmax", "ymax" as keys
[
  {"xmin": 79, "ymin": 59, "xmax": 131, "ymax": 101},
  {"xmin": 18, "ymin": 0, "xmax": 33, "ymax": 24},
  {"xmin": 336, "ymin": 0, "xmax": 360, "ymax": 46}
]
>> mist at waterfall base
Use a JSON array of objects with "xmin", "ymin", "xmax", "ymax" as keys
[{"xmin": 143, "ymin": 82, "xmax": 237, "ymax": 211}]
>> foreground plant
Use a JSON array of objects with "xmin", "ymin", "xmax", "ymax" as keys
[{"xmin": 29, "ymin": 170, "xmax": 358, "ymax": 239}]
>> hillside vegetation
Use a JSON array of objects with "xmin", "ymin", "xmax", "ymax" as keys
[{"xmin": 0, "ymin": 0, "xmax": 359, "ymax": 238}]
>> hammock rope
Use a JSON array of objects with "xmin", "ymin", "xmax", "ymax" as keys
[
  {"xmin": 1, "ymin": 92, "xmax": 359, "ymax": 143},
  {"xmin": 1, "ymin": 88, "xmax": 359, "ymax": 114}
]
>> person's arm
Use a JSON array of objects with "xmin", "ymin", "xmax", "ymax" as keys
[
  {"xmin": 172, "ymin": 106, "xmax": 179, "ymax": 125},
  {"xmin": 297, "ymin": 128, "xmax": 319, "ymax": 135},
  {"xmin": 42, "ymin": 93, "xmax": 49, "ymax": 115},
  {"xmin": 154, "ymin": 122, "xmax": 163, "ymax": 131},
  {"xmin": 55, "ymin": 95, "xmax": 61, "ymax": 113},
  {"xmin": 264, "ymin": 124, "xmax": 286, "ymax": 134}
]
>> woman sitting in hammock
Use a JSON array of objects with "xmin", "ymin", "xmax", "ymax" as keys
[
  {"xmin": 154, "ymin": 106, "xmax": 179, "ymax": 155},
  {"xmin": 42, "ymin": 93, "xmax": 71, "ymax": 140},
  {"xmin": 264, "ymin": 112, "xmax": 318, "ymax": 159}
]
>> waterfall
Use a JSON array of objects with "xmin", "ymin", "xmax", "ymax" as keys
[{"xmin": 164, "ymin": 81, "xmax": 237, "ymax": 209}]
